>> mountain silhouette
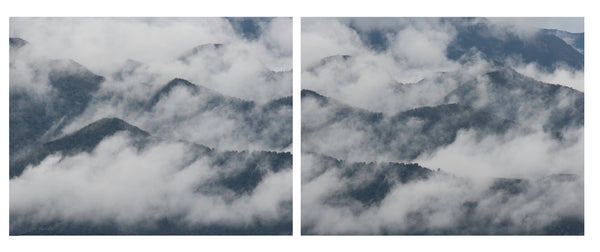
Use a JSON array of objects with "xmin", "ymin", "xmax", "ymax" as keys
[
  {"xmin": 10, "ymin": 117, "xmax": 150, "ymax": 178},
  {"xmin": 305, "ymin": 54, "xmax": 353, "ymax": 73},
  {"xmin": 43, "ymin": 117, "xmax": 150, "ymax": 154},
  {"xmin": 146, "ymin": 78, "xmax": 291, "ymax": 150},
  {"xmin": 445, "ymin": 65, "xmax": 583, "ymax": 134},
  {"xmin": 147, "ymin": 77, "xmax": 255, "ymax": 113},
  {"xmin": 302, "ymin": 153, "xmax": 583, "ymax": 235},
  {"xmin": 10, "ymin": 57, "xmax": 105, "ymax": 159},
  {"xmin": 446, "ymin": 21, "xmax": 583, "ymax": 71},
  {"xmin": 112, "ymin": 59, "xmax": 144, "ymax": 81},
  {"xmin": 177, "ymin": 43, "xmax": 224, "ymax": 64},
  {"xmin": 9, "ymin": 37, "xmax": 28, "ymax": 49},
  {"xmin": 302, "ymin": 89, "xmax": 514, "ymax": 160}
]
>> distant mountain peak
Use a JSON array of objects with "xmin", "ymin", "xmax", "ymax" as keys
[
  {"xmin": 178, "ymin": 43, "xmax": 224, "ymax": 63},
  {"xmin": 112, "ymin": 59, "xmax": 144, "ymax": 81},
  {"xmin": 46, "ymin": 59, "xmax": 105, "ymax": 102},
  {"xmin": 446, "ymin": 21, "xmax": 584, "ymax": 72},
  {"xmin": 44, "ymin": 117, "xmax": 150, "ymax": 154},
  {"xmin": 323, "ymin": 54, "xmax": 352, "ymax": 61},
  {"xmin": 306, "ymin": 55, "xmax": 353, "ymax": 72},
  {"xmin": 147, "ymin": 78, "xmax": 255, "ymax": 113},
  {"xmin": 541, "ymin": 29, "xmax": 584, "ymax": 54},
  {"xmin": 301, "ymin": 89, "xmax": 329, "ymax": 106},
  {"xmin": 193, "ymin": 43, "xmax": 224, "ymax": 50},
  {"xmin": 166, "ymin": 78, "xmax": 199, "ymax": 90},
  {"xmin": 9, "ymin": 37, "xmax": 28, "ymax": 49},
  {"xmin": 301, "ymin": 89, "xmax": 327, "ymax": 100},
  {"xmin": 46, "ymin": 59, "xmax": 83, "ymax": 75},
  {"xmin": 262, "ymin": 96, "xmax": 292, "ymax": 112},
  {"xmin": 47, "ymin": 59, "xmax": 105, "ymax": 82},
  {"xmin": 147, "ymin": 78, "xmax": 201, "ymax": 108},
  {"xmin": 75, "ymin": 117, "xmax": 148, "ymax": 134},
  {"xmin": 306, "ymin": 153, "xmax": 434, "ymax": 207},
  {"xmin": 10, "ymin": 117, "xmax": 150, "ymax": 178}
]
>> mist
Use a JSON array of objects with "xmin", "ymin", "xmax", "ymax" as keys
[{"xmin": 11, "ymin": 133, "xmax": 292, "ymax": 233}]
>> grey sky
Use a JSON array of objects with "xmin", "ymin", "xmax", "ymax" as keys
[{"xmin": 487, "ymin": 17, "xmax": 584, "ymax": 33}]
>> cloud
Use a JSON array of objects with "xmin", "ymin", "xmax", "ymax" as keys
[
  {"xmin": 301, "ymin": 18, "xmax": 366, "ymax": 70},
  {"xmin": 11, "ymin": 17, "xmax": 293, "ymax": 152},
  {"xmin": 509, "ymin": 61, "xmax": 584, "ymax": 91},
  {"xmin": 10, "ymin": 17, "xmax": 292, "ymax": 103},
  {"xmin": 415, "ymin": 128, "xmax": 584, "ymax": 180},
  {"xmin": 302, "ymin": 154, "xmax": 583, "ymax": 235},
  {"xmin": 260, "ymin": 17, "xmax": 293, "ymax": 59},
  {"xmin": 389, "ymin": 24, "xmax": 455, "ymax": 67},
  {"xmin": 10, "ymin": 133, "xmax": 292, "ymax": 233},
  {"xmin": 301, "ymin": 17, "xmax": 463, "ymax": 114},
  {"xmin": 10, "ymin": 18, "xmax": 234, "ymax": 73}
]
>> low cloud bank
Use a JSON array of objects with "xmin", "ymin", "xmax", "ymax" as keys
[{"xmin": 11, "ymin": 134, "xmax": 292, "ymax": 234}]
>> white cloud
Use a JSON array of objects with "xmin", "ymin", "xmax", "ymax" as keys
[
  {"xmin": 511, "ymin": 62, "xmax": 584, "ymax": 91},
  {"xmin": 11, "ymin": 133, "xmax": 292, "ymax": 230}
]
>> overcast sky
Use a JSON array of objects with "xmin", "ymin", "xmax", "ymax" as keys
[{"xmin": 487, "ymin": 17, "xmax": 584, "ymax": 33}]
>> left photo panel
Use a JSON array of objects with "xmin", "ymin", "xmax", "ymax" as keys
[{"xmin": 9, "ymin": 17, "xmax": 293, "ymax": 235}]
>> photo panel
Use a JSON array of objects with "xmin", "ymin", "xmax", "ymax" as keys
[
  {"xmin": 9, "ymin": 17, "xmax": 292, "ymax": 235},
  {"xmin": 301, "ymin": 17, "xmax": 584, "ymax": 235}
]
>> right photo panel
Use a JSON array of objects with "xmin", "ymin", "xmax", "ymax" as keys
[{"xmin": 301, "ymin": 17, "xmax": 584, "ymax": 235}]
